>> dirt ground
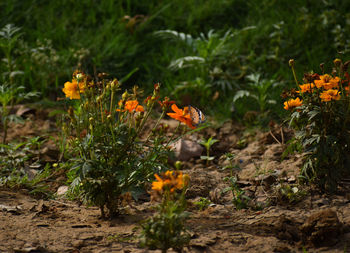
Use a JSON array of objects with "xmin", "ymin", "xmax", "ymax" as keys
[{"xmin": 1, "ymin": 106, "xmax": 350, "ymax": 253}]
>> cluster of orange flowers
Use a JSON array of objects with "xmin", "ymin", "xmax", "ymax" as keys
[
  {"xmin": 284, "ymin": 74, "xmax": 344, "ymax": 110},
  {"xmin": 62, "ymin": 71, "xmax": 198, "ymax": 129},
  {"xmin": 151, "ymin": 170, "xmax": 189, "ymax": 193}
]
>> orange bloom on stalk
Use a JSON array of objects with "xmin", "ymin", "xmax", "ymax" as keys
[
  {"xmin": 319, "ymin": 89, "xmax": 341, "ymax": 102},
  {"xmin": 167, "ymin": 104, "xmax": 195, "ymax": 129},
  {"xmin": 297, "ymin": 83, "xmax": 314, "ymax": 93},
  {"xmin": 151, "ymin": 170, "xmax": 188, "ymax": 193},
  {"xmin": 314, "ymin": 74, "xmax": 340, "ymax": 90},
  {"xmin": 116, "ymin": 100, "xmax": 144, "ymax": 113},
  {"xmin": 283, "ymin": 97, "xmax": 303, "ymax": 110},
  {"xmin": 62, "ymin": 79, "xmax": 85, "ymax": 99}
]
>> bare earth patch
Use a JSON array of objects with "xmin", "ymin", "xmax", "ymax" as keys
[{"xmin": 1, "ymin": 107, "xmax": 350, "ymax": 252}]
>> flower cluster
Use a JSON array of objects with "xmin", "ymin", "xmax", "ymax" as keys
[
  {"xmin": 60, "ymin": 70, "xmax": 204, "ymax": 216},
  {"xmin": 284, "ymin": 73, "xmax": 344, "ymax": 110},
  {"xmin": 152, "ymin": 170, "xmax": 188, "ymax": 193},
  {"xmin": 285, "ymin": 59, "xmax": 350, "ymax": 192},
  {"xmin": 62, "ymin": 72, "xmax": 200, "ymax": 129}
]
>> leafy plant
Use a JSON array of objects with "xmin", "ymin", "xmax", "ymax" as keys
[
  {"xmin": 221, "ymin": 153, "xmax": 241, "ymax": 171},
  {"xmin": 154, "ymin": 28, "xmax": 253, "ymax": 106},
  {"xmin": 140, "ymin": 170, "xmax": 190, "ymax": 253},
  {"xmin": 232, "ymin": 73, "xmax": 281, "ymax": 123},
  {"xmin": 62, "ymin": 71, "xmax": 200, "ymax": 217},
  {"xmin": 0, "ymin": 138, "xmax": 54, "ymax": 198},
  {"xmin": 194, "ymin": 197, "xmax": 212, "ymax": 211},
  {"xmin": 274, "ymin": 183, "xmax": 306, "ymax": 204},
  {"xmin": 223, "ymin": 175, "xmax": 250, "ymax": 210},
  {"xmin": 284, "ymin": 59, "xmax": 350, "ymax": 191},
  {"xmin": 199, "ymin": 136, "xmax": 218, "ymax": 165},
  {"xmin": 0, "ymin": 24, "xmax": 39, "ymax": 144}
]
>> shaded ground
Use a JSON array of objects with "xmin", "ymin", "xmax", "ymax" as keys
[{"xmin": 1, "ymin": 106, "xmax": 350, "ymax": 252}]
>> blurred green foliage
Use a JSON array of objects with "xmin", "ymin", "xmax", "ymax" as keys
[{"xmin": 1, "ymin": 0, "xmax": 350, "ymax": 122}]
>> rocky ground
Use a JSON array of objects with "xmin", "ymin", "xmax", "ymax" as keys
[{"xmin": 1, "ymin": 106, "xmax": 350, "ymax": 253}]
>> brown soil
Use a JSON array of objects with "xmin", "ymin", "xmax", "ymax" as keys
[{"xmin": 1, "ymin": 106, "xmax": 350, "ymax": 253}]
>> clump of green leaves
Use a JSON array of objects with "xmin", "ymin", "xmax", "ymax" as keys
[
  {"xmin": 140, "ymin": 171, "xmax": 190, "ymax": 253},
  {"xmin": 285, "ymin": 59, "xmax": 350, "ymax": 192},
  {"xmin": 274, "ymin": 183, "xmax": 307, "ymax": 204},
  {"xmin": 233, "ymin": 73, "xmax": 281, "ymax": 125},
  {"xmin": 223, "ymin": 175, "xmax": 250, "ymax": 210},
  {"xmin": 194, "ymin": 197, "xmax": 212, "ymax": 211},
  {"xmin": 221, "ymin": 153, "xmax": 241, "ymax": 171},
  {"xmin": 154, "ymin": 28, "xmax": 254, "ymax": 106},
  {"xmin": 0, "ymin": 138, "xmax": 54, "ymax": 198}
]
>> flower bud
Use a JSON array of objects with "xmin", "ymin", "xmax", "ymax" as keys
[
  {"xmin": 122, "ymin": 90, "xmax": 129, "ymax": 100},
  {"xmin": 68, "ymin": 106, "xmax": 74, "ymax": 117},
  {"xmin": 76, "ymin": 73, "xmax": 84, "ymax": 82},
  {"xmin": 96, "ymin": 95, "xmax": 103, "ymax": 103},
  {"xmin": 320, "ymin": 63, "xmax": 325, "ymax": 72},
  {"xmin": 183, "ymin": 173, "xmax": 190, "ymax": 186},
  {"xmin": 288, "ymin": 59, "xmax": 295, "ymax": 67},
  {"xmin": 175, "ymin": 161, "xmax": 182, "ymax": 170},
  {"xmin": 84, "ymin": 101, "xmax": 89, "ymax": 110},
  {"xmin": 333, "ymin": 58, "xmax": 342, "ymax": 67},
  {"xmin": 111, "ymin": 79, "xmax": 119, "ymax": 90}
]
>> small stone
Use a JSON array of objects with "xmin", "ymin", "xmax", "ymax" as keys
[
  {"xmin": 57, "ymin": 186, "xmax": 69, "ymax": 196},
  {"xmin": 171, "ymin": 139, "xmax": 203, "ymax": 161}
]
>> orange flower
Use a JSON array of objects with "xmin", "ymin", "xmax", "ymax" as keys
[
  {"xmin": 116, "ymin": 100, "xmax": 144, "ymax": 113},
  {"xmin": 62, "ymin": 79, "xmax": 85, "ymax": 99},
  {"xmin": 297, "ymin": 83, "xmax": 314, "ymax": 93},
  {"xmin": 283, "ymin": 97, "xmax": 303, "ymax": 110},
  {"xmin": 151, "ymin": 170, "xmax": 188, "ymax": 193},
  {"xmin": 314, "ymin": 74, "xmax": 340, "ymax": 90},
  {"xmin": 319, "ymin": 89, "xmax": 341, "ymax": 102},
  {"xmin": 167, "ymin": 104, "xmax": 195, "ymax": 129}
]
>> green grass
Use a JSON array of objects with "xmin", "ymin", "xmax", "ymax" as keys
[{"xmin": 1, "ymin": 0, "xmax": 350, "ymax": 123}]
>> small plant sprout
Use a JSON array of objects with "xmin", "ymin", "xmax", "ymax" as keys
[
  {"xmin": 221, "ymin": 153, "xmax": 241, "ymax": 171},
  {"xmin": 199, "ymin": 136, "xmax": 219, "ymax": 165},
  {"xmin": 194, "ymin": 197, "xmax": 212, "ymax": 211},
  {"xmin": 223, "ymin": 175, "xmax": 250, "ymax": 210}
]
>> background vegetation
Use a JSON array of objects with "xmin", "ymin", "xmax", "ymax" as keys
[{"xmin": 1, "ymin": 0, "xmax": 350, "ymax": 123}]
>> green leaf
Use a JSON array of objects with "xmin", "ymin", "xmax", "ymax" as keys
[{"xmin": 232, "ymin": 90, "xmax": 250, "ymax": 103}]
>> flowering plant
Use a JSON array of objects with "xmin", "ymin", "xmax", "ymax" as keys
[
  {"xmin": 61, "ymin": 71, "xmax": 201, "ymax": 217},
  {"xmin": 284, "ymin": 59, "xmax": 350, "ymax": 191},
  {"xmin": 140, "ymin": 170, "xmax": 190, "ymax": 252}
]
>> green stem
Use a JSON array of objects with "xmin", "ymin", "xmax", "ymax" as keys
[
  {"xmin": 145, "ymin": 110, "xmax": 166, "ymax": 143},
  {"xmin": 290, "ymin": 64, "xmax": 299, "ymax": 89}
]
